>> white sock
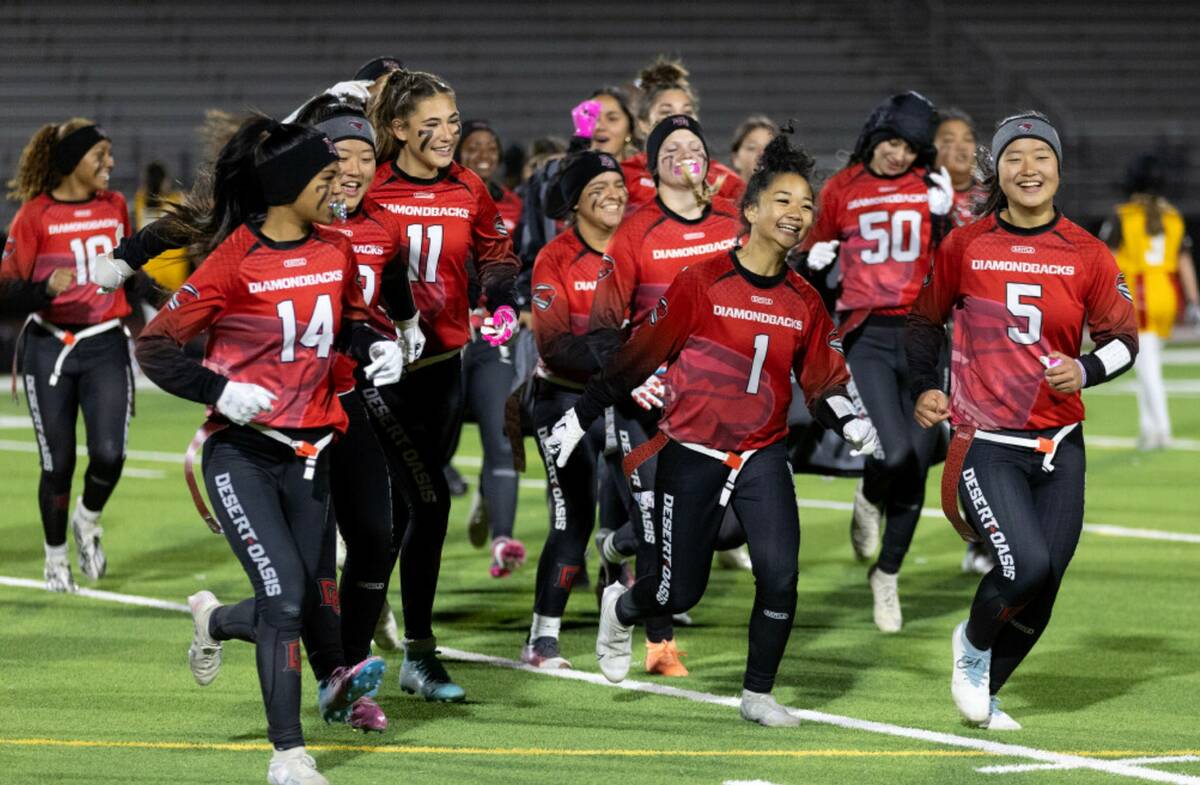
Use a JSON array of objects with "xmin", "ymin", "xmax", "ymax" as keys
[
  {"xmin": 600, "ymin": 531, "xmax": 623, "ymax": 564},
  {"xmin": 44, "ymin": 543, "xmax": 68, "ymax": 561},
  {"xmin": 530, "ymin": 614, "xmax": 561, "ymax": 641},
  {"xmin": 74, "ymin": 497, "xmax": 101, "ymax": 524}
]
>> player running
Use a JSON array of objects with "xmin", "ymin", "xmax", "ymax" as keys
[
  {"xmin": 907, "ymin": 112, "xmax": 1138, "ymax": 730},
  {"xmin": 802, "ymin": 91, "xmax": 954, "ymax": 632},
  {"xmin": 546, "ymin": 131, "xmax": 876, "ymax": 725},
  {"xmin": 136, "ymin": 118, "xmax": 405, "ymax": 785},
  {"xmin": 4, "ymin": 118, "xmax": 163, "ymax": 592}
]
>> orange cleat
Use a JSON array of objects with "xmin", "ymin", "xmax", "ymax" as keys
[{"xmin": 644, "ymin": 638, "xmax": 689, "ymax": 677}]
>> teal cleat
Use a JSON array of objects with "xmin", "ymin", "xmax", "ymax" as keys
[
  {"xmin": 399, "ymin": 638, "xmax": 465, "ymax": 702},
  {"xmin": 318, "ymin": 656, "xmax": 386, "ymax": 724}
]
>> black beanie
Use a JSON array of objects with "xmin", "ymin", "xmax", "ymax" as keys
[
  {"xmin": 645, "ymin": 114, "xmax": 708, "ymax": 174},
  {"xmin": 544, "ymin": 151, "xmax": 623, "ymax": 219},
  {"xmin": 854, "ymin": 91, "xmax": 936, "ymax": 166},
  {"xmin": 256, "ymin": 130, "xmax": 339, "ymax": 206},
  {"xmin": 354, "ymin": 56, "xmax": 403, "ymax": 82}
]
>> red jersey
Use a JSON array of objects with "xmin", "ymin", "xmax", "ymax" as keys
[
  {"xmin": 531, "ymin": 228, "xmax": 607, "ymax": 385},
  {"xmin": 589, "ymin": 196, "xmax": 741, "ymax": 334},
  {"xmin": 369, "ymin": 160, "xmax": 520, "ymax": 356},
  {"xmin": 494, "ymin": 185, "xmax": 523, "ymax": 237},
  {"xmin": 141, "ymin": 224, "xmax": 371, "ymax": 432},
  {"xmin": 320, "ymin": 196, "xmax": 404, "ymax": 335},
  {"xmin": 910, "ymin": 212, "xmax": 1138, "ymax": 430},
  {"xmin": 806, "ymin": 163, "xmax": 934, "ymax": 314},
  {"xmin": 950, "ymin": 181, "xmax": 989, "ymax": 228},
  {"xmin": 621, "ymin": 153, "xmax": 745, "ymax": 209},
  {"xmin": 2, "ymin": 191, "xmax": 131, "ymax": 325},
  {"xmin": 579, "ymin": 252, "xmax": 849, "ymax": 452}
]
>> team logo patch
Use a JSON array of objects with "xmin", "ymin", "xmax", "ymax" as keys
[
  {"xmin": 1019, "ymin": 122, "xmax": 1034, "ymax": 131},
  {"xmin": 532, "ymin": 283, "xmax": 556, "ymax": 310},
  {"xmin": 597, "ymin": 254, "xmax": 615, "ymax": 280},
  {"xmin": 319, "ymin": 578, "xmax": 341, "ymax": 615},
  {"xmin": 648, "ymin": 296, "xmax": 668, "ymax": 325},
  {"xmin": 827, "ymin": 328, "xmax": 845, "ymax": 355},
  {"xmin": 598, "ymin": 153, "xmax": 619, "ymax": 171},
  {"xmin": 167, "ymin": 283, "xmax": 200, "ymax": 310},
  {"xmin": 493, "ymin": 215, "xmax": 509, "ymax": 237},
  {"xmin": 284, "ymin": 639, "xmax": 302, "ymax": 673},
  {"xmin": 1, "ymin": 236, "xmax": 14, "ymax": 261},
  {"xmin": 1116, "ymin": 272, "xmax": 1132, "ymax": 302}
]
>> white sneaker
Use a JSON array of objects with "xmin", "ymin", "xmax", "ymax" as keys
[
  {"xmin": 44, "ymin": 555, "xmax": 78, "ymax": 593},
  {"xmin": 372, "ymin": 600, "xmax": 402, "ymax": 651},
  {"xmin": 961, "ymin": 544, "xmax": 994, "ymax": 575},
  {"xmin": 267, "ymin": 746, "xmax": 328, "ymax": 785},
  {"xmin": 979, "ymin": 696, "xmax": 1021, "ymax": 731},
  {"xmin": 850, "ymin": 479, "xmax": 882, "ymax": 560},
  {"xmin": 71, "ymin": 497, "xmax": 107, "ymax": 580},
  {"xmin": 951, "ymin": 621, "xmax": 991, "ymax": 723},
  {"xmin": 869, "ymin": 567, "xmax": 902, "ymax": 633},
  {"xmin": 187, "ymin": 591, "xmax": 223, "ymax": 686},
  {"xmin": 739, "ymin": 689, "xmax": 800, "ymax": 727},
  {"xmin": 596, "ymin": 582, "xmax": 633, "ymax": 683},
  {"xmin": 716, "ymin": 545, "xmax": 753, "ymax": 571}
]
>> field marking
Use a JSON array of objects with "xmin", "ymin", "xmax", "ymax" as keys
[
  {"xmin": 979, "ymin": 755, "xmax": 1200, "ymax": 774},
  {"xmin": 1, "ymin": 577, "xmax": 1198, "ymax": 785}
]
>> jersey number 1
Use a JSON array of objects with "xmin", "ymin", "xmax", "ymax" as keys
[
  {"xmin": 277, "ymin": 294, "xmax": 334, "ymax": 362},
  {"xmin": 746, "ymin": 334, "xmax": 769, "ymax": 394},
  {"xmin": 407, "ymin": 224, "xmax": 444, "ymax": 283}
]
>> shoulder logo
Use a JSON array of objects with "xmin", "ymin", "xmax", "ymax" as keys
[
  {"xmin": 1116, "ymin": 272, "xmax": 1132, "ymax": 302},
  {"xmin": 1011, "ymin": 245, "xmax": 1035, "ymax": 254},
  {"xmin": 827, "ymin": 328, "xmax": 844, "ymax": 355},
  {"xmin": 532, "ymin": 283, "xmax": 556, "ymax": 310},
  {"xmin": 597, "ymin": 254, "xmax": 615, "ymax": 280},
  {"xmin": 922, "ymin": 269, "xmax": 933, "ymax": 287},
  {"xmin": 648, "ymin": 295, "xmax": 668, "ymax": 325},
  {"xmin": 493, "ymin": 214, "xmax": 509, "ymax": 237},
  {"xmin": 167, "ymin": 283, "xmax": 200, "ymax": 310}
]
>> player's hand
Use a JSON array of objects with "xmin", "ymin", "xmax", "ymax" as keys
[
  {"xmin": 395, "ymin": 315, "xmax": 426, "ymax": 364},
  {"xmin": 571, "ymin": 99, "xmax": 602, "ymax": 139},
  {"xmin": 631, "ymin": 372, "xmax": 666, "ymax": 410},
  {"xmin": 481, "ymin": 305, "xmax": 519, "ymax": 347},
  {"xmin": 807, "ymin": 240, "xmax": 839, "ymax": 271},
  {"xmin": 46, "ymin": 268, "xmax": 75, "ymax": 297},
  {"xmin": 92, "ymin": 251, "xmax": 134, "ymax": 294},
  {"xmin": 843, "ymin": 417, "xmax": 878, "ymax": 457},
  {"xmin": 326, "ymin": 79, "xmax": 373, "ymax": 104},
  {"xmin": 364, "ymin": 340, "xmax": 405, "ymax": 386},
  {"xmin": 1042, "ymin": 351, "xmax": 1083, "ymax": 394},
  {"xmin": 544, "ymin": 408, "xmax": 586, "ymax": 468},
  {"xmin": 914, "ymin": 389, "xmax": 950, "ymax": 428},
  {"xmin": 216, "ymin": 381, "xmax": 277, "ymax": 426},
  {"xmin": 927, "ymin": 166, "xmax": 955, "ymax": 216}
]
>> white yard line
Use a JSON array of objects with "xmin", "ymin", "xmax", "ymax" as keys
[
  {"xmin": 978, "ymin": 755, "xmax": 1200, "ymax": 775},
  {"xmin": 1, "ymin": 577, "xmax": 1197, "ymax": 785}
]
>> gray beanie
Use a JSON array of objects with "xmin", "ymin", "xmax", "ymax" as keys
[{"xmin": 991, "ymin": 113, "xmax": 1062, "ymax": 171}]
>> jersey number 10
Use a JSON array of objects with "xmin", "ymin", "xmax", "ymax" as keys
[{"xmin": 68, "ymin": 234, "xmax": 117, "ymax": 285}]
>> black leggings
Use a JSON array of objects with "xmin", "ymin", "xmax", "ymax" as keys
[
  {"xmin": 202, "ymin": 427, "xmax": 338, "ymax": 751},
  {"xmin": 959, "ymin": 426, "xmax": 1085, "ymax": 695},
  {"xmin": 614, "ymin": 440, "xmax": 800, "ymax": 693},
  {"xmin": 360, "ymin": 354, "xmax": 464, "ymax": 641},
  {"xmin": 461, "ymin": 337, "xmax": 519, "ymax": 539},
  {"xmin": 530, "ymin": 381, "xmax": 608, "ymax": 618},
  {"xmin": 21, "ymin": 324, "xmax": 131, "ymax": 546},
  {"xmin": 846, "ymin": 318, "xmax": 940, "ymax": 574}
]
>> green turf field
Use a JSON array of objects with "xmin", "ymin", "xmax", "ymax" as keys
[{"xmin": 1, "ymin": 355, "xmax": 1198, "ymax": 785}]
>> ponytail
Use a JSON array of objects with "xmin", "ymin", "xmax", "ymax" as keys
[
  {"xmin": 369, "ymin": 68, "xmax": 455, "ymax": 163},
  {"xmin": 6, "ymin": 117, "xmax": 94, "ymax": 203}
]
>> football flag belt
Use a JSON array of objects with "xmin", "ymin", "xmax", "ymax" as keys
[
  {"xmin": 11, "ymin": 314, "xmax": 124, "ymax": 399},
  {"xmin": 941, "ymin": 422, "xmax": 1080, "ymax": 543},
  {"xmin": 184, "ymin": 421, "xmax": 335, "ymax": 534},
  {"xmin": 621, "ymin": 431, "xmax": 757, "ymax": 507}
]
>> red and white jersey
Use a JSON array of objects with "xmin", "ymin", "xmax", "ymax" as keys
[
  {"xmin": 950, "ymin": 181, "xmax": 989, "ymax": 229},
  {"xmin": 591, "ymin": 252, "xmax": 849, "ymax": 451},
  {"xmin": 142, "ymin": 224, "xmax": 370, "ymax": 432},
  {"xmin": 911, "ymin": 212, "xmax": 1138, "ymax": 430},
  {"xmin": 805, "ymin": 163, "xmax": 934, "ymax": 314},
  {"xmin": 1, "ymin": 191, "xmax": 131, "ymax": 325},
  {"xmin": 621, "ymin": 152, "xmax": 745, "ymax": 209},
  {"xmin": 494, "ymin": 185, "xmax": 523, "ymax": 236},
  {"xmin": 531, "ymin": 228, "xmax": 606, "ymax": 385},
  {"xmin": 369, "ymin": 160, "xmax": 520, "ymax": 356},
  {"xmin": 589, "ymin": 196, "xmax": 741, "ymax": 333},
  {"xmin": 320, "ymin": 196, "xmax": 404, "ymax": 335}
]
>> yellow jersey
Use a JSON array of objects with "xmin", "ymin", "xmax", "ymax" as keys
[{"xmin": 1113, "ymin": 198, "xmax": 1185, "ymax": 336}]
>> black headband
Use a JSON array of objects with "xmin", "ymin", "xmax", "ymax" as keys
[
  {"xmin": 256, "ymin": 131, "xmax": 339, "ymax": 206},
  {"xmin": 354, "ymin": 56, "xmax": 403, "ymax": 82},
  {"xmin": 316, "ymin": 111, "xmax": 375, "ymax": 146},
  {"xmin": 645, "ymin": 114, "xmax": 708, "ymax": 174},
  {"xmin": 52, "ymin": 125, "xmax": 109, "ymax": 175},
  {"xmin": 545, "ymin": 151, "xmax": 623, "ymax": 219}
]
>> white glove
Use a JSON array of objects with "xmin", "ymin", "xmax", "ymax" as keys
[
  {"xmin": 807, "ymin": 240, "xmax": 840, "ymax": 271},
  {"xmin": 363, "ymin": 340, "xmax": 405, "ymax": 386},
  {"xmin": 544, "ymin": 408, "xmax": 586, "ymax": 468},
  {"xmin": 396, "ymin": 315, "xmax": 426, "ymax": 364},
  {"xmin": 93, "ymin": 251, "xmax": 134, "ymax": 294},
  {"xmin": 326, "ymin": 80, "xmax": 373, "ymax": 104},
  {"xmin": 631, "ymin": 373, "xmax": 666, "ymax": 410},
  {"xmin": 927, "ymin": 166, "xmax": 954, "ymax": 217},
  {"xmin": 216, "ymin": 381, "xmax": 276, "ymax": 426},
  {"xmin": 842, "ymin": 417, "xmax": 878, "ymax": 457}
]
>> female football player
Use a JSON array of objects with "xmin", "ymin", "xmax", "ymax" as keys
[{"xmin": 730, "ymin": 115, "xmax": 779, "ymax": 184}]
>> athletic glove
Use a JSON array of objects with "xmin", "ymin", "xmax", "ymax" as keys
[
  {"xmin": 544, "ymin": 407, "xmax": 586, "ymax": 468},
  {"xmin": 842, "ymin": 417, "xmax": 879, "ymax": 457},
  {"xmin": 363, "ymin": 340, "xmax": 405, "ymax": 386},
  {"xmin": 396, "ymin": 315, "xmax": 426, "ymax": 364},
  {"xmin": 806, "ymin": 240, "xmax": 840, "ymax": 271},
  {"xmin": 571, "ymin": 99, "xmax": 602, "ymax": 139},
  {"xmin": 927, "ymin": 166, "xmax": 955, "ymax": 217},
  {"xmin": 216, "ymin": 381, "xmax": 277, "ymax": 426},
  {"xmin": 92, "ymin": 251, "xmax": 134, "ymax": 294},
  {"xmin": 327, "ymin": 80, "xmax": 373, "ymax": 104},
  {"xmin": 480, "ymin": 305, "xmax": 519, "ymax": 347},
  {"xmin": 631, "ymin": 371, "xmax": 666, "ymax": 410}
]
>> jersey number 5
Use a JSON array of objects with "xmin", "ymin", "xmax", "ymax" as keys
[
  {"xmin": 1006, "ymin": 282, "xmax": 1043, "ymax": 345},
  {"xmin": 407, "ymin": 224, "xmax": 444, "ymax": 283},
  {"xmin": 859, "ymin": 209, "xmax": 921, "ymax": 263},
  {"xmin": 277, "ymin": 294, "xmax": 334, "ymax": 362}
]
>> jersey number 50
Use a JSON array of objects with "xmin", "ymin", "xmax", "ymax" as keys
[{"xmin": 858, "ymin": 210, "xmax": 921, "ymax": 264}]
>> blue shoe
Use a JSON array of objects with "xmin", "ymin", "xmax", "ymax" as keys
[
  {"xmin": 399, "ymin": 638, "xmax": 465, "ymax": 702},
  {"xmin": 319, "ymin": 656, "xmax": 386, "ymax": 723}
]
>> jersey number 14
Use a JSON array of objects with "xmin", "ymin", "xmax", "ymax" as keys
[{"xmin": 276, "ymin": 295, "xmax": 334, "ymax": 362}]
